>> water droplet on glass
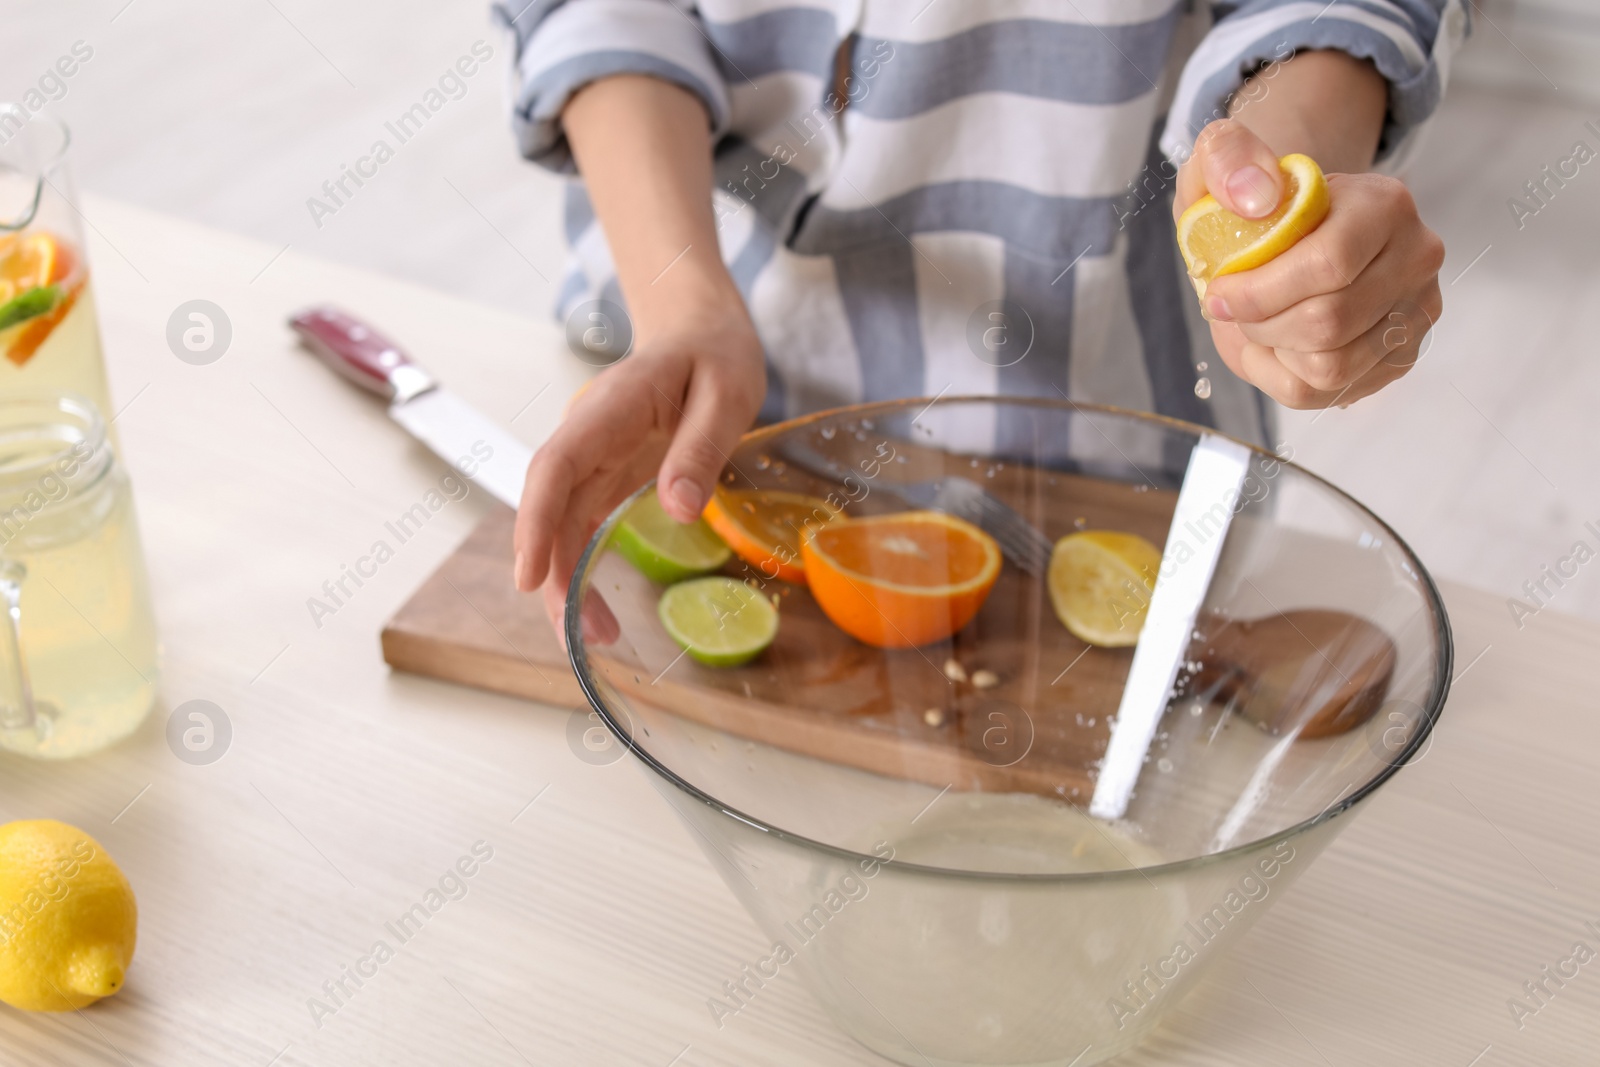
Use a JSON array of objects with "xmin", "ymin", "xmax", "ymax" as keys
[
  {"xmin": 820, "ymin": 425, "xmax": 836, "ymax": 440},
  {"xmin": 1195, "ymin": 361, "xmax": 1208, "ymax": 372},
  {"xmin": 755, "ymin": 454, "xmax": 772, "ymax": 470},
  {"xmin": 1194, "ymin": 377, "xmax": 1212, "ymax": 399},
  {"xmin": 1157, "ymin": 757, "xmax": 1174, "ymax": 773},
  {"xmin": 860, "ymin": 419, "xmax": 874, "ymax": 431},
  {"xmin": 1073, "ymin": 516, "xmax": 1087, "ymax": 530}
]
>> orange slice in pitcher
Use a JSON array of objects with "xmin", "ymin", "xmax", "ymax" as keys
[
  {"xmin": 0, "ymin": 233, "xmax": 81, "ymax": 366},
  {"xmin": 801, "ymin": 511, "xmax": 1001, "ymax": 649},
  {"xmin": 702, "ymin": 489, "xmax": 841, "ymax": 583}
]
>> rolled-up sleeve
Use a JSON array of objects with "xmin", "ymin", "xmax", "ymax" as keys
[
  {"xmin": 1161, "ymin": 0, "xmax": 1470, "ymax": 167},
  {"xmin": 493, "ymin": 0, "xmax": 731, "ymax": 172}
]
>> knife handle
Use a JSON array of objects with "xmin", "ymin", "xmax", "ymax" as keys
[{"xmin": 289, "ymin": 306, "xmax": 435, "ymax": 403}]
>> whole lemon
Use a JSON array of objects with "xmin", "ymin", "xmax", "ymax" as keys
[{"xmin": 0, "ymin": 820, "xmax": 137, "ymax": 1012}]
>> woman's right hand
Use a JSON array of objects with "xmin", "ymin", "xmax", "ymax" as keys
[{"xmin": 513, "ymin": 297, "xmax": 767, "ymax": 637}]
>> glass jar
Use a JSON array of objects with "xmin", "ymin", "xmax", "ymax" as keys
[{"xmin": 0, "ymin": 391, "xmax": 158, "ymax": 758}]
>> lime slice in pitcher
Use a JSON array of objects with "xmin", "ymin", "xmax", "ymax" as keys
[
  {"xmin": 611, "ymin": 488, "xmax": 731, "ymax": 584},
  {"xmin": 658, "ymin": 577, "xmax": 778, "ymax": 668},
  {"xmin": 0, "ymin": 285, "xmax": 60, "ymax": 332}
]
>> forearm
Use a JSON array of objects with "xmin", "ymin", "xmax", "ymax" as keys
[
  {"xmin": 563, "ymin": 75, "xmax": 740, "ymax": 341},
  {"xmin": 1225, "ymin": 50, "xmax": 1388, "ymax": 174}
]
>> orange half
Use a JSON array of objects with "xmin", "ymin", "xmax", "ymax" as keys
[
  {"xmin": 801, "ymin": 510, "xmax": 1001, "ymax": 649},
  {"xmin": 703, "ymin": 489, "xmax": 841, "ymax": 583}
]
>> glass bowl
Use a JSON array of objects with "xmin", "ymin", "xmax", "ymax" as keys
[{"xmin": 566, "ymin": 397, "xmax": 1450, "ymax": 1067}]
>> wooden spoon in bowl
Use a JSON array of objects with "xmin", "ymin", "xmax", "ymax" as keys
[{"xmin": 1188, "ymin": 609, "xmax": 1397, "ymax": 739}]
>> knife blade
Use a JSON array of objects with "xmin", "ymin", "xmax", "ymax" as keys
[{"xmin": 289, "ymin": 306, "xmax": 533, "ymax": 508}]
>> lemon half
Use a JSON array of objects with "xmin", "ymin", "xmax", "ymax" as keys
[
  {"xmin": 1176, "ymin": 153, "xmax": 1330, "ymax": 300},
  {"xmin": 1047, "ymin": 531, "xmax": 1163, "ymax": 648}
]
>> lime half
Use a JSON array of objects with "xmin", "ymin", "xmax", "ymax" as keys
[
  {"xmin": 612, "ymin": 489, "xmax": 732, "ymax": 583},
  {"xmin": 658, "ymin": 577, "xmax": 778, "ymax": 667}
]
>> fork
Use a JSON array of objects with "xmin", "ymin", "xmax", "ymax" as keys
[
  {"xmin": 894, "ymin": 476, "xmax": 1054, "ymax": 576},
  {"xmin": 773, "ymin": 442, "xmax": 1054, "ymax": 576}
]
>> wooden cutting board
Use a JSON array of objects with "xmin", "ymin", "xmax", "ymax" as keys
[
  {"xmin": 382, "ymin": 462, "xmax": 1191, "ymax": 800},
  {"xmin": 382, "ymin": 506, "xmax": 586, "ymax": 708}
]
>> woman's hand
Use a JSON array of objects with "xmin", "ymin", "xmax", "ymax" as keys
[
  {"xmin": 513, "ymin": 300, "xmax": 766, "ymax": 636},
  {"xmin": 514, "ymin": 74, "xmax": 766, "ymax": 635},
  {"xmin": 1173, "ymin": 52, "xmax": 1445, "ymax": 410}
]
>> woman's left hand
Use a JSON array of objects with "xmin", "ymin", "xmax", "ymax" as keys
[{"xmin": 1174, "ymin": 118, "xmax": 1445, "ymax": 410}]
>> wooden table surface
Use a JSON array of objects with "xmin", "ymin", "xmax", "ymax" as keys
[{"xmin": 1, "ymin": 197, "xmax": 1594, "ymax": 1067}]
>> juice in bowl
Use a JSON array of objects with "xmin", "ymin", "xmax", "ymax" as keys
[{"xmin": 0, "ymin": 104, "xmax": 115, "ymax": 423}]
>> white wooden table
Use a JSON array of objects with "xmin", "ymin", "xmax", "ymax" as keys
[{"xmin": 1, "ymin": 197, "xmax": 1595, "ymax": 1066}]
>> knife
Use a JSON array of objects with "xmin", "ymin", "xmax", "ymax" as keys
[{"xmin": 289, "ymin": 306, "xmax": 533, "ymax": 508}]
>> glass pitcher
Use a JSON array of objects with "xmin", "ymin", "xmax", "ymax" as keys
[
  {"xmin": 0, "ymin": 392, "xmax": 158, "ymax": 758},
  {"xmin": 0, "ymin": 104, "xmax": 115, "ymax": 423}
]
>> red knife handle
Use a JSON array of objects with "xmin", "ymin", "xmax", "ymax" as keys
[{"xmin": 289, "ymin": 306, "xmax": 435, "ymax": 403}]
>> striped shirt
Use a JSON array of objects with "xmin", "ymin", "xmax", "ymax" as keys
[{"xmin": 494, "ymin": 0, "xmax": 1466, "ymax": 454}]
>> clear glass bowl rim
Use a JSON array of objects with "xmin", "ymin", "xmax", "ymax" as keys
[{"xmin": 565, "ymin": 396, "xmax": 1454, "ymax": 884}]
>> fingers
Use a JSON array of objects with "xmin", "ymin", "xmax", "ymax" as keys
[
  {"xmin": 542, "ymin": 514, "xmax": 621, "ymax": 648},
  {"xmin": 513, "ymin": 372, "xmax": 659, "ymax": 593},
  {"xmin": 654, "ymin": 363, "xmax": 757, "ymax": 523},
  {"xmin": 1178, "ymin": 119, "xmax": 1284, "ymax": 219},
  {"xmin": 1226, "ymin": 240, "xmax": 1409, "ymax": 352},
  {"xmin": 1206, "ymin": 174, "xmax": 1403, "ymax": 324},
  {"xmin": 537, "ymin": 445, "xmax": 658, "ymax": 631},
  {"xmin": 515, "ymin": 439, "xmax": 577, "ymax": 594},
  {"xmin": 1210, "ymin": 176, "xmax": 1441, "ymax": 327},
  {"xmin": 1220, "ymin": 295, "xmax": 1430, "ymax": 409}
]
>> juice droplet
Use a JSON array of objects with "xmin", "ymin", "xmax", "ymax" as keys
[{"xmin": 1194, "ymin": 377, "xmax": 1211, "ymax": 399}]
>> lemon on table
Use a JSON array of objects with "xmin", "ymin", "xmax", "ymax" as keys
[
  {"xmin": 658, "ymin": 576, "xmax": 778, "ymax": 667},
  {"xmin": 1047, "ymin": 531, "xmax": 1163, "ymax": 648},
  {"xmin": 1176, "ymin": 153, "xmax": 1330, "ymax": 300},
  {"xmin": 0, "ymin": 820, "xmax": 137, "ymax": 1012},
  {"xmin": 611, "ymin": 488, "xmax": 732, "ymax": 584}
]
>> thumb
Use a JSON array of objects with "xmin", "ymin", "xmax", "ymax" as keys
[
  {"xmin": 1193, "ymin": 119, "xmax": 1283, "ymax": 219},
  {"xmin": 656, "ymin": 373, "xmax": 747, "ymax": 523}
]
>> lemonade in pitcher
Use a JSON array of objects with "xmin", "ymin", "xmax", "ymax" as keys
[{"xmin": 0, "ymin": 104, "xmax": 116, "ymax": 424}]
